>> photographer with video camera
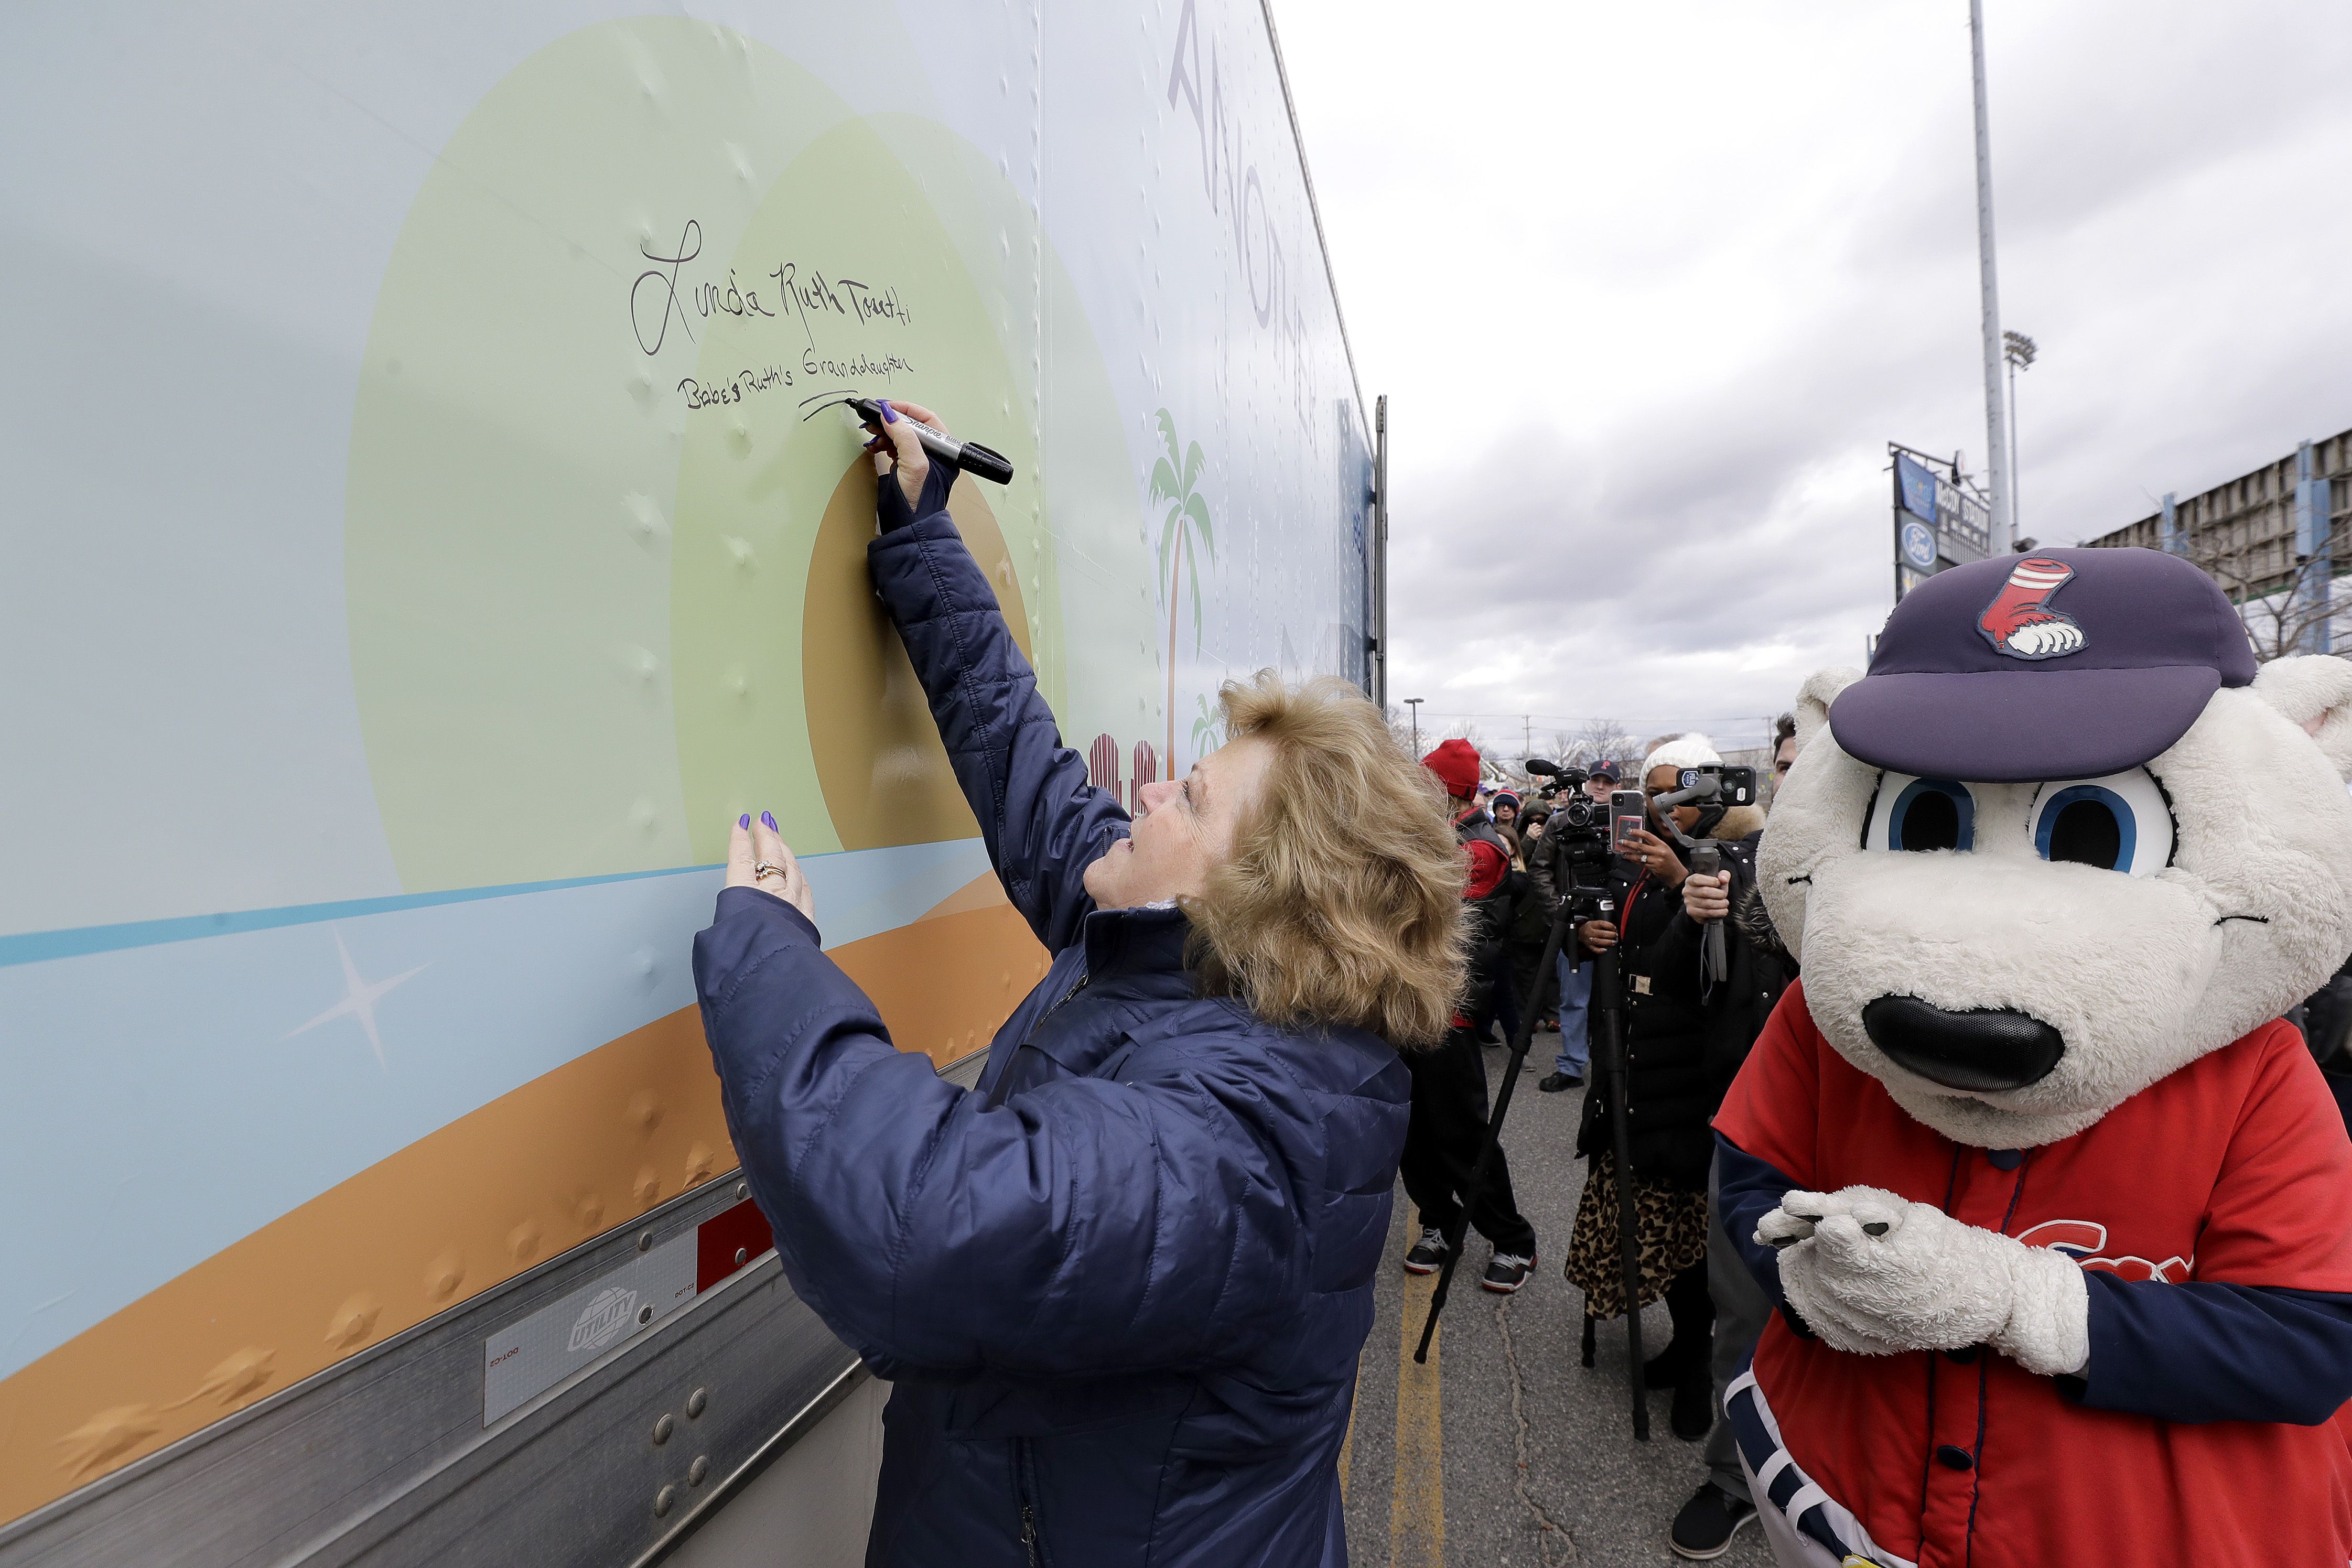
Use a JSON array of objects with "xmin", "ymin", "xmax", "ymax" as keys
[
  {"xmin": 1564, "ymin": 735, "xmax": 1762, "ymax": 1444},
  {"xmin": 1507, "ymin": 804, "xmax": 1561, "ymax": 1034},
  {"xmin": 1528, "ymin": 763, "xmax": 1620, "ymax": 1091},
  {"xmin": 691, "ymin": 400, "xmax": 1472, "ymax": 1567}
]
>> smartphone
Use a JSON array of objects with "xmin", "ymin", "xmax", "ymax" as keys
[
  {"xmin": 1610, "ymin": 788, "xmax": 1647, "ymax": 853},
  {"xmin": 1673, "ymin": 764, "xmax": 1760, "ymax": 808}
]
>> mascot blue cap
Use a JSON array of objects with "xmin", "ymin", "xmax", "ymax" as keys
[{"xmin": 1831, "ymin": 547, "xmax": 2258, "ymax": 783}]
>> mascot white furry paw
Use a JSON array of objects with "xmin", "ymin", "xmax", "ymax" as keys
[{"xmin": 1714, "ymin": 547, "xmax": 2352, "ymax": 1567}]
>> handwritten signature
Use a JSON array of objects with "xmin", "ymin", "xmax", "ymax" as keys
[
  {"xmin": 632, "ymin": 219, "xmax": 918, "ymax": 412},
  {"xmin": 631, "ymin": 222, "xmax": 704, "ymax": 356},
  {"xmin": 772, "ymin": 263, "xmax": 911, "ymax": 343},
  {"xmin": 678, "ymin": 364, "xmax": 791, "ymax": 409}
]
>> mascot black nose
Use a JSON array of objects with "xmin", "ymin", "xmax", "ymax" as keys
[{"xmin": 1861, "ymin": 997, "xmax": 2065, "ymax": 1093}]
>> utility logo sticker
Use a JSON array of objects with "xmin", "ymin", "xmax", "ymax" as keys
[
  {"xmin": 567, "ymin": 1286, "xmax": 640, "ymax": 1353},
  {"xmin": 2016, "ymin": 1219, "xmax": 2191, "ymax": 1283},
  {"xmin": 1978, "ymin": 558, "xmax": 2086, "ymax": 661}
]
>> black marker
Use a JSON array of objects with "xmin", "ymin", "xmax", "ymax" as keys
[{"xmin": 851, "ymin": 398, "xmax": 1016, "ymax": 485}]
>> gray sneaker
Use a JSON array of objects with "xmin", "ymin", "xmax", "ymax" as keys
[
  {"xmin": 1402, "ymin": 1227, "xmax": 1449, "ymax": 1274},
  {"xmin": 1480, "ymin": 1251, "xmax": 1535, "ymax": 1293}
]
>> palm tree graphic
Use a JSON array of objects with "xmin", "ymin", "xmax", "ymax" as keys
[
  {"xmin": 1191, "ymin": 693, "xmax": 1225, "ymax": 761},
  {"xmin": 1148, "ymin": 409, "xmax": 1215, "ymax": 771}
]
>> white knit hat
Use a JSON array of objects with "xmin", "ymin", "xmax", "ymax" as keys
[{"xmin": 1643, "ymin": 732, "xmax": 1722, "ymax": 772}]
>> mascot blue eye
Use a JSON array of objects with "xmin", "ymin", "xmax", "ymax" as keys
[
  {"xmin": 2029, "ymin": 769, "xmax": 2175, "ymax": 876},
  {"xmin": 1864, "ymin": 775, "xmax": 1976, "ymax": 853}
]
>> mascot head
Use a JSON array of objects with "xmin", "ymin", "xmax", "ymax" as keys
[{"xmin": 1762, "ymin": 547, "xmax": 2352, "ymax": 1148}]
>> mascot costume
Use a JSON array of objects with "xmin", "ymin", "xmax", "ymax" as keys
[{"xmin": 1714, "ymin": 547, "xmax": 2352, "ymax": 1566}]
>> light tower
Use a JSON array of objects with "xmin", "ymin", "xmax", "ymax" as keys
[{"xmin": 2003, "ymin": 330, "xmax": 2037, "ymax": 546}]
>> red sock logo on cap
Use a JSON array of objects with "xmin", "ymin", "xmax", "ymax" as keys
[{"xmin": 1978, "ymin": 558, "xmax": 2085, "ymax": 661}]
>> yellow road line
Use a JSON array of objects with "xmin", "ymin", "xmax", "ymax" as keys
[
  {"xmin": 1389, "ymin": 1274, "xmax": 1444, "ymax": 1568},
  {"xmin": 1338, "ymin": 1350, "xmax": 1360, "ymax": 1500}
]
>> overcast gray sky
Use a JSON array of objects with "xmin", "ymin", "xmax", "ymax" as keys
[{"xmin": 1272, "ymin": 0, "xmax": 2352, "ymax": 759}]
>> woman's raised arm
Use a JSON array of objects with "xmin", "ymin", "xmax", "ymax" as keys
[{"xmin": 864, "ymin": 402, "xmax": 1128, "ymax": 954}]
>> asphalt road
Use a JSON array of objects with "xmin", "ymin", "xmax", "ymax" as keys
[{"xmin": 1340, "ymin": 1028, "xmax": 1775, "ymax": 1568}]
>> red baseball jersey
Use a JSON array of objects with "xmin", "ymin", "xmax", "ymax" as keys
[{"xmin": 1716, "ymin": 981, "xmax": 2352, "ymax": 1567}]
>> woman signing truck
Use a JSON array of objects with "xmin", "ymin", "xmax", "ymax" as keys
[{"xmin": 691, "ymin": 400, "xmax": 1469, "ymax": 1566}]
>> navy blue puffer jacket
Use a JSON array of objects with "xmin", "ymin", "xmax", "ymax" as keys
[{"xmin": 692, "ymin": 506, "xmax": 1411, "ymax": 1566}]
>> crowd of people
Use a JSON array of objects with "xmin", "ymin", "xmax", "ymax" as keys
[{"xmin": 1412, "ymin": 719, "xmax": 1805, "ymax": 1560}]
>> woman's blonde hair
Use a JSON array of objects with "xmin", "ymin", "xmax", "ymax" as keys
[{"xmin": 1185, "ymin": 671, "xmax": 1468, "ymax": 1048}]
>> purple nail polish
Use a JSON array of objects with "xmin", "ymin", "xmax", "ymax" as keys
[
  {"xmin": 739, "ymin": 814, "xmax": 751, "ymax": 829},
  {"xmin": 761, "ymin": 810, "xmax": 777, "ymax": 830},
  {"xmin": 879, "ymin": 402, "xmax": 897, "ymax": 424}
]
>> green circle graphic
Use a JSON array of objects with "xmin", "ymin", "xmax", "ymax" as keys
[{"xmin": 342, "ymin": 18, "xmax": 1090, "ymax": 890}]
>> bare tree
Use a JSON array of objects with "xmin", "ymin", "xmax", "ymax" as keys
[
  {"xmin": 1555, "ymin": 718, "xmax": 1636, "ymax": 771},
  {"xmin": 1383, "ymin": 705, "xmax": 1422, "ymax": 758},
  {"xmin": 1441, "ymin": 718, "xmax": 1488, "ymax": 751},
  {"xmin": 1430, "ymin": 720, "xmax": 1535, "ymax": 787},
  {"xmin": 2184, "ymin": 522, "xmax": 2349, "ymax": 664}
]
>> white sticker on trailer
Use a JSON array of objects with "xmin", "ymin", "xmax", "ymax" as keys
[{"xmin": 481, "ymin": 1234, "xmax": 698, "ymax": 1426}]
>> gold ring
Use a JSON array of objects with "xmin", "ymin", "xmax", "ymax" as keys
[{"xmin": 752, "ymin": 861, "xmax": 787, "ymax": 882}]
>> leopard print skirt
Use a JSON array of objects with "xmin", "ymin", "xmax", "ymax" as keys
[{"xmin": 1564, "ymin": 1152, "xmax": 1709, "ymax": 1321}]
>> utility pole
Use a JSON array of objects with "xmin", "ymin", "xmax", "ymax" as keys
[
  {"xmin": 1523, "ymin": 715, "xmax": 1531, "ymax": 760},
  {"xmin": 1969, "ymin": 0, "xmax": 2014, "ymax": 546},
  {"xmin": 1406, "ymin": 697, "xmax": 1424, "ymax": 753}
]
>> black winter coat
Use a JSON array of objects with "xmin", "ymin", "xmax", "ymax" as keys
[
  {"xmin": 1653, "ymin": 829, "xmax": 1797, "ymax": 1099},
  {"xmin": 1573, "ymin": 808, "xmax": 1767, "ymax": 1190}
]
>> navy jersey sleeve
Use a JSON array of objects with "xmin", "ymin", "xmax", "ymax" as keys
[
  {"xmin": 2066, "ymin": 1273, "xmax": 2352, "ymax": 1424},
  {"xmin": 1717, "ymin": 1133, "xmax": 1794, "ymax": 1310},
  {"xmin": 1721, "ymin": 1137, "xmax": 2352, "ymax": 1405},
  {"xmin": 694, "ymin": 888, "xmax": 1320, "ymax": 1378},
  {"xmin": 1717, "ymin": 1132, "xmax": 1821, "ymax": 1339},
  {"xmin": 867, "ymin": 506, "xmax": 1128, "ymax": 955}
]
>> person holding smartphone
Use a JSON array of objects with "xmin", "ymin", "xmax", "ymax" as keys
[
  {"xmin": 1564, "ymin": 734, "xmax": 1764, "ymax": 1441},
  {"xmin": 1660, "ymin": 766, "xmax": 1797, "ymax": 1560}
]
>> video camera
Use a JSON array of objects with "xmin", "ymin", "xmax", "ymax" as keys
[
  {"xmin": 1521, "ymin": 758, "xmax": 1625, "ymax": 910},
  {"xmin": 1523, "ymin": 758, "xmax": 1602, "ymax": 832},
  {"xmin": 1524, "ymin": 757, "xmax": 1651, "ymax": 860}
]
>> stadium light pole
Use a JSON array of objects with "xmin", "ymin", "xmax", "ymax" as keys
[
  {"xmin": 2004, "ymin": 330, "xmax": 2036, "ymax": 546},
  {"xmin": 1969, "ymin": 0, "xmax": 2014, "ymax": 547},
  {"xmin": 1405, "ymin": 697, "xmax": 1424, "ymax": 752}
]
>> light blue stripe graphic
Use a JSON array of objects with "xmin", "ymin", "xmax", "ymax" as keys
[
  {"xmin": 0, "ymin": 866, "xmax": 718, "ymax": 969},
  {"xmin": 0, "ymin": 837, "xmax": 997, "ymax": 1382}
]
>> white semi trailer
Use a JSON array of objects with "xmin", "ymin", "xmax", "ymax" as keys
[{"xmin": 0, "ymin": 2, "xmax": 1382, "ymax": 1563}]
